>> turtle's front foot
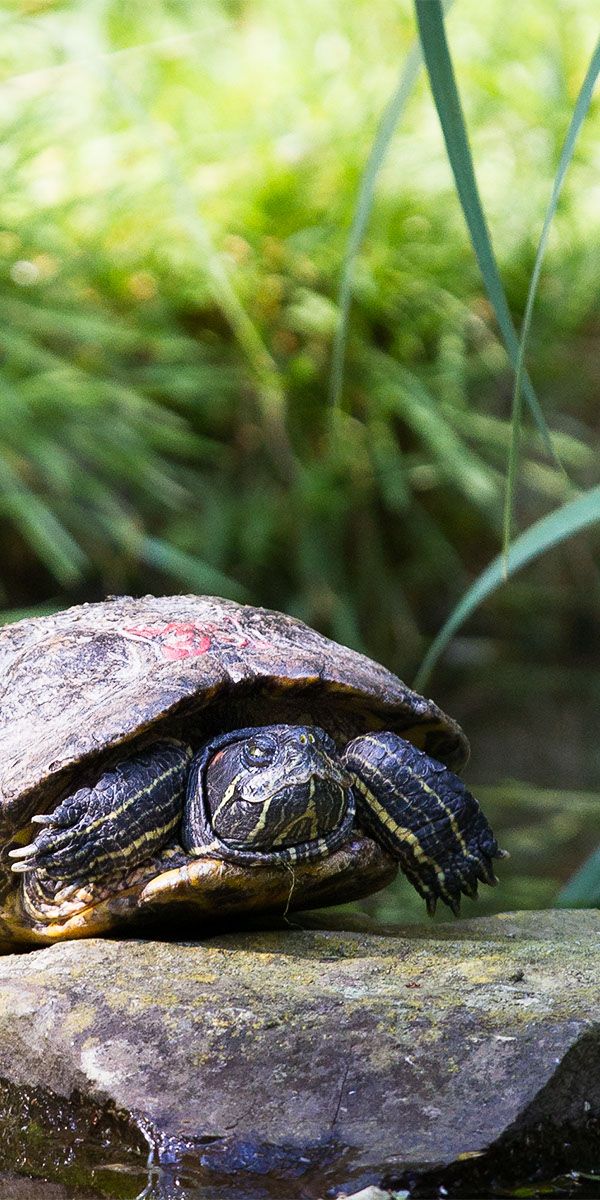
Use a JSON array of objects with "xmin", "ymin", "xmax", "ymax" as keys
[
  {"xmin": 343, "ymin": 732, "xmax": 507, "ymax": 915},
  {"xmin": 9, "ymin": 741, "xmax": 191, "ymax": 885}
]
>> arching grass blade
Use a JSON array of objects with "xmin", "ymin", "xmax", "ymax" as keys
[
  {"xmin": 414, "ymin": 0, "xmax": 560, "ymax": 468},
  {"xmin": 414, "ymin": 485, "xmax": 600, "ymax": 691},
  {"xmin": 503, "ymin": 38, "xmax": 600, "ymax": 562}
]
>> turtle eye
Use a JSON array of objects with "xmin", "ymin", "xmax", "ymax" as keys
[{"xmin": 243, "ymin": 738, "xmax": 275, "ymax": 768}]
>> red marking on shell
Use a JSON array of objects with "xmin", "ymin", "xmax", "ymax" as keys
[
  {"xmin": 122, "ymin": 618, "xmax": 253, "ymax": 661},
  {"xmin": 123, "ymin": 622, "xmax": 211, "ymax": 660}
]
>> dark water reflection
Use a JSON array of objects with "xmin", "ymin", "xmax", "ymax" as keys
[
  {"xmin": 0, "ymin": 1171, "xmax": 324, "ymax": 1200},
  {"xmin": 1, "ymin": 1166, "xmax": 600, "ymax": 1199}
]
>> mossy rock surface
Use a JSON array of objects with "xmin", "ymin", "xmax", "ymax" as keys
[{"xmin": 0, "ymin": 910, "xmax": 598, "ymax": 1197}]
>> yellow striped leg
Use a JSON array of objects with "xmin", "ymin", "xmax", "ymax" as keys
[
  {"xmin": 342, "ymin": 732, "xmax": 505, "ymax": 915},
  {"xmin": 9, "ymin": 741, "xmax": 192, "ymax": 886}
]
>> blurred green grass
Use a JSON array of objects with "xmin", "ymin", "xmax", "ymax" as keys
[{"xmin": 0, "ymin": 0, "xmax": 599, "ymax": 911}]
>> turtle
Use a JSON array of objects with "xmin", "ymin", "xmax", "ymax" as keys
[{"xmin": 0, "ymin": 594, "xmax": 505, "ymax": 946}]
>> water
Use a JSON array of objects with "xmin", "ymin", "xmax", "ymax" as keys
[{"xmin": 0, "ymin": 1165, "xmax": 599, "ymax": 1199}]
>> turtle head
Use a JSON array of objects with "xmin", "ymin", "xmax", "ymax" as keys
[{"xmin": 183, "ymin": 724, "xmax": 356, "ymax": 863}]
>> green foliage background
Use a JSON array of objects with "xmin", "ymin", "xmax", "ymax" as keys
[{"xmin": 1, "ymin": 0, "xmax": 599, "ymax": 917}]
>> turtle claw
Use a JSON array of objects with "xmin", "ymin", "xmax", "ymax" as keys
[
  {"xmin": 30, "ymin": 813, "xmax": 55, "ymax": 826},
  {"xmin": 476, "ymin": 857, "xmax": 498, "ymax": 887},
  {"xmin": 8, "ymin": 843, "xmax": 38, "ymax": 873},
  {"xmin": 409, "ymin": 844, "xmax": 501, "ymax": 917},
  {"xmin": 424, "ymin": 880, "xmax": 461, "ymax": 918},
  {"xmin": 460, "ymin": 878, "xmax": 479, "ymax": 900},
  {"xmin": 8, "ymin": 842, "xmax": 37, "ymax": 861}
]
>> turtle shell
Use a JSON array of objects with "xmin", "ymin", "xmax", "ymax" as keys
[
  {"xmin": 0, "ymin": 594, "xmax": 468, "ymax": 828},
  {"xmin": 0, "ymin": 594, "xmax": 469, "ymax": 945}
]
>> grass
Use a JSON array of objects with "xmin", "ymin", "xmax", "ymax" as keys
[
  {"xmin": 411, "ymin": 5, "xmax": 600, "ymax": 900},
  {"xmin": 0, "ymin": 0, "xmax": 599, "ymax": 902},
  {"xmin": 0, "ymin": 0, "xmax": 597, "ymax": 645}
]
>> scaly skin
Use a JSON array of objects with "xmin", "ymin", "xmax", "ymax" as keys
[
  {"xmin": 9, "ymin": 724, "xmax": 504, "ymax": 923},
  {"xmin": 343, "ymin": 733, "xmax": 504, "ymax": 915}
]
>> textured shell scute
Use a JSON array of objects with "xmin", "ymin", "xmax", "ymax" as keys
[{"xmin": 0, "ymin": 594, "xmax": 466, "ymax": 822}]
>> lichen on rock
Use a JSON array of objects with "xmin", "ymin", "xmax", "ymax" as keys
[{"xmin": 0, "ymin": 909, "xmax": 597, "ymax": 1197}]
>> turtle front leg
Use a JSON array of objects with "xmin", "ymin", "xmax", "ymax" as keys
[
  {"xmin": 9, "ymin": 741, "xmax": 192, "ymax": 886},
  {"xmin": 343, "ymin": 732, "xmax": 506, "ymax": 915}
]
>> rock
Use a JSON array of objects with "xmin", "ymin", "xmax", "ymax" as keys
[
  {"xmin": 0, "ymin": 910, "xmax": 597, "ymax": 1198},
  {"xmin": 0, "ymin": 1177, "xmax": 95, "ymax": 1200},
  {"xmin": 339, "ymin": 1188, "xmax": 395, "ymax": 1200}
]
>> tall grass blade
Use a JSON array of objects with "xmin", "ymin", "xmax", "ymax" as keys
[
  {"xmin": 414, "ymin": 0, "xmax": 561, "ymax": 467},
  {"xmin": 415, "ymin": 485, "xmax": 600, "ymax": 690},
  {"xmin": 329, "ymin": 0, "xmax": 454, "ymax": 411},
  {"xmin": 503, "ymin": 38, "xmax": 600, "ymax": 561},
  {"xmin": 557, "ymin": 845, "xmax": 600, "ymax": 908}
]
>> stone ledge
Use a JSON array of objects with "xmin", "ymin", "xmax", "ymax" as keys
[{"xmin": 0, "ymin": 909, "xmax": 597, "ymax": 1197}]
